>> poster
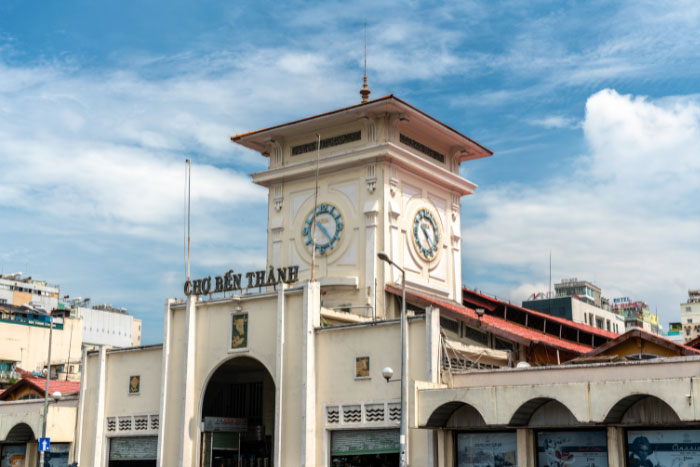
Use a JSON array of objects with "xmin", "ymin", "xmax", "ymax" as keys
[
  {"xmin": 231, "ymin": 312, "xmax": 248, "ymax": 350},
  {"xmin": 456, "ymin": 432, "xmax": 517, "ymax": 467},
  {"xmin": 536, "ymin": 430, "xmax": 608, "ymax": 467},
  {"xmin": 627, "ymin": 429, "xmax": 700, "ymax": 467}
]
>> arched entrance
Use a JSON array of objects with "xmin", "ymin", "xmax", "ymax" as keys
[
  {"xmin": 200, "ymin": 356, "xmax": 275, "ymax": 467},
  {"xmin": 2, "ymin": 423, "xmax": 34, "ymax": 467}
]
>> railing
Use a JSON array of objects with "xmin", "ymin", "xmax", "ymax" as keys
[{"xmin": 0, "ymin": 370, "xmax": 18, "ymax": 381}]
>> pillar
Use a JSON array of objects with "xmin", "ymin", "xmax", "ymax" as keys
[
  {"xmin": 179, "ymin": 297, "xmax": 197, "ymax": 466},
  {"xmin": 300, "ymin": 281, "xmax": 320, "ymax": 466}
]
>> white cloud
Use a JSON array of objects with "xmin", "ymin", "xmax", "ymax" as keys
[
  {"xmin": 463, "ymin": 89, "xmax": 700, "ymax": 325},
  {"xmin": 529, "ymin": 116, "xmax": 580, "ymax": 129}
]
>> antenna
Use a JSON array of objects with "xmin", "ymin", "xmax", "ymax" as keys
[
  {"xmin": 310, "ymin": 134, "xmax": 321, "ymax": 281},
  {"xmin": 185, "ymin": 159, "xmax": 191, "ymax": 282},
  {"xmin": 360, "ymin": 19, "xmax": 371, "ymax": 103}
]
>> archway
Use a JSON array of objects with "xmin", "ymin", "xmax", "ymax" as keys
[
  {"xmin": 604, "ymin": 394, "xmax": 680, "ymax": 425},
  {"xmin": 200, "ymin": 356, "xmax": 275, "ymax": 467},
  {"xmin": 2, "ymin": 423, "xmax": 35, "ymax": 467},
  {"xmin": 425, "ymin": 401, "xmax": 487, "ymax": 429}
]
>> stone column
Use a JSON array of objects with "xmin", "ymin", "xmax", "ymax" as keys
[
  {"xmin": 607, "ymin": 426, "xmax": 626, "ymax": 467},
  {"xmin": 517, "ymin": 428, "xmax": 535, "ymax": 467}
]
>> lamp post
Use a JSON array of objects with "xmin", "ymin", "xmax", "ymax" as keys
[
  {"xmin": 377, "ymin": 252, "xmax": 409, "ymax": 467},
  {"xmin": 39, "ymin": 307, "xmax": 54, "ymax": 467}
]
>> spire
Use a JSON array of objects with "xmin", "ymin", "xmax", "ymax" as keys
[{"xmin": 360, "ymin": 20, "xmax": 371, "ymax": 103}]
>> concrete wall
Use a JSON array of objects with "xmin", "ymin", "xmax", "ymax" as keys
[
  {"xmin": 315, "ymin": 317, "xmax": 429, "ymax": 466},
  {"xmin": 78, "ymin": 346, "xmax": 162, "ymax": 466}
]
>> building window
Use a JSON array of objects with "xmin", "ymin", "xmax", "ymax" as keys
[
  {"xmin": 628, "ymin": 429, "xmax": 700, "ymax": 465},
  {"xmin": 440, "ymin": 316, "xmax": 459, "ymax": 335},
  {"xmin": 536, "ymin": 430, "xmax": 607, "ymax": 466},
  {"xmin": 456, "ymin": 432, "xmax": 517, "ymax": 466}
]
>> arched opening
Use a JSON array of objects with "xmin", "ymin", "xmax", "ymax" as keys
[
  {"xmin": 425, "ymin": 401, "xmax": 487, "ymax": 429},
  {"xmin": 200, "ymin": 356, "xmax": 275, "ymax": 467},
  {"xmin": 529, "ymin": 400, "xmax": 578, "ymax": 427},
  {"xmin": 605, "ymin": 394, "xmax": 680, "ymax": 425},
  {"xmin": 509, "ymin": 397, "xmax": 578, "ymax": 427},
  {"xmin": 2, "ymin": 423, "xmax": 35, "ymax": 466}
]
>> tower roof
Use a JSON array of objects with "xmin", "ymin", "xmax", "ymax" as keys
[{"xmin": 231, "ymin": 94, "xmax": 493, "ymax": 163}]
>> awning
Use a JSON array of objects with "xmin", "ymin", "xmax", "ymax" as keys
[{"xmin": 443, "ymin": 337, "xmax": 510, "ymax": 367}]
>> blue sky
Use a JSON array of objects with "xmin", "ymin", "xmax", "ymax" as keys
[{"xmin": 1, "ymin": 1, "xmax": 699, "ymax": 343}]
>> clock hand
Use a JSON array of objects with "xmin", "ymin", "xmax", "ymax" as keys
[
  {"xmin": 421, "ymin": 224, "xmax": 433, "ymax": 247},
  {"xmin": 316, "ymin": 221, "xmax": 332, "ymax": 241}
]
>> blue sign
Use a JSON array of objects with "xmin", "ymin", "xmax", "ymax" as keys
[{"xmin": 39, "ymin": 437, "xmax": 50, "ymax": 452}]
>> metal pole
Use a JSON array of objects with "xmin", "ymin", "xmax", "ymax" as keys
[
  {"xmin": 400, "ymin": 268, "xmax": 409, "ymax": 467},
  {"xmin": 40, "ymin": 311, "xmax": 54, "ymax": 467}
]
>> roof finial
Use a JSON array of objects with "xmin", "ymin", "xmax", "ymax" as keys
[{"xmin": 360, "ymin": 19, "xmax": 371, "ymax": 104}]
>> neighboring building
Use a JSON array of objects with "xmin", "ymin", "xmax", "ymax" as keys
[
  {"xmin": 0, "ymin": 303, "xmax": 82, "ymax": 387},
  {"xmin": 0, "ymin": 377, "xmax": 80, "ymax": 402},
  {"xmin": 554, "ymin": 278, "xmax": 603, "ymax": 307},
  {"xmin": 0, "ymin": 273, "xmax": 59, "ymax": 311},
  {"xmin": 681, "ymin": 289, "xmax": 700, "ymax": 342},
  {"xmin": 610, "ymin": 298, "xmax": 661, "ymax": 334},
  {"xmin": 665, "ymin": 321, "xmax": 684, "ymax": 344},
  {"xmin": 0, "ymin": 379, "xmax": 79, "ymax": 466},
  {"xmin": 523, "ymin": 280, "xmax": 624, "ymax": 334},
  {"xmin": 66, "ymin": 300, "xmax": 142, "ymax": 348}
]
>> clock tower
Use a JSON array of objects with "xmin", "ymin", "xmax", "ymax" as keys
[{"xmin": 231, "ymin": 95, "xmax": 492, "ymax": 320}]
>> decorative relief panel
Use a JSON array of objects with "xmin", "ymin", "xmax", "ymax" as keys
[
  {"xmin": 365, "ymin": 164, "xmax": 376, "ymax": 193},
  {"xmin": 273, "ymin": 184, "xmax": 283, "ymax": 211}
]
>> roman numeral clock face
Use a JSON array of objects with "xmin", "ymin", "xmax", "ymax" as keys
[
  {"xmin": 412, "ymin": 208, "xmax": 440, "ymax": 261},
  {"xmin": 303, "ymin": 203, "xmax": 343, "ymax": 255}
]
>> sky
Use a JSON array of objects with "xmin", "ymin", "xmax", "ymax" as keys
[{"xmin": 1, "ymin": 0, "xmax": 699, "ymax": 344}]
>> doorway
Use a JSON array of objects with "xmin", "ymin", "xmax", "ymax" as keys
[{"xmin": 200, "ymin": 357, "xmax": 274, "ymax": 467}]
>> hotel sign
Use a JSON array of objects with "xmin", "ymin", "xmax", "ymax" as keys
[{"xmin": 184, "ymin": 266, "xmax": 299, "ymax": 296}]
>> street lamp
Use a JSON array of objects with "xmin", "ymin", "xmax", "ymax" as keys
[
  {"xmin": 36, "ymin": 306, "xmax": 54, "ymax": 467},
  {"xmin": 377, "ymin": 252, "xmax": 409, "ymax": 467}
]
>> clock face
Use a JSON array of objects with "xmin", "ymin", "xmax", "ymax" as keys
[
  {"xmin": 412, "ymin": 208, "xmax": 440, "ymax": 261},
  {"xmin": 303, "ymin": 203, "xmax": 343, "ymax": 255}
]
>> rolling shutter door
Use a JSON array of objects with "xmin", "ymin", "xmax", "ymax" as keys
[
  {"xmin": 331, "ymin": 429, "xmax": 399, "ymax": 456},
  {"xmin": 109, "ymin": 436, "xmax": 158, "ymax": 460}
]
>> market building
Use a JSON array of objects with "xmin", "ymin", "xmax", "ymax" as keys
[{"xmin": 64, "ymin": 94, "xmax": 700, "ymax": 467}]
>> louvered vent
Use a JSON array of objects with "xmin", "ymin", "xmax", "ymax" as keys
[
  {"xmin": 150, "ymin": 414, "xmax": 159, "ymax": 430},
  {"xmin": 388, "ymin": 403, "xmax": 401, "ymax": 423},
  {"xmin": 134, "ymin": 416, "xmax": 148, "ymax": 431},
  {"xmin": 106, "ymin": 417, "xmax": 116, "ymax": 432},
  {"xmin": 343, "ymin": 405, "xmax": 361, "ymax": 423},
  {"xmin": 365, "ymin": 404, "xmax": 385, "ymax": 423},
  {"xmin": 118, "ymin": 417, "xmax": 132, "ymax": 431},
  {"xmin": 326, "ymin": 406, "xmax": 339, "ymax": 424}
]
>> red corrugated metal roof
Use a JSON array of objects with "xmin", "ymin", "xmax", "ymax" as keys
[
  {"xmin": 462, "ymin": 287, "xmax": 619, "ymax": 339},
  {"xmin": 387, "ymin": 285, "xmax": 592, "ymax": 354}
]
